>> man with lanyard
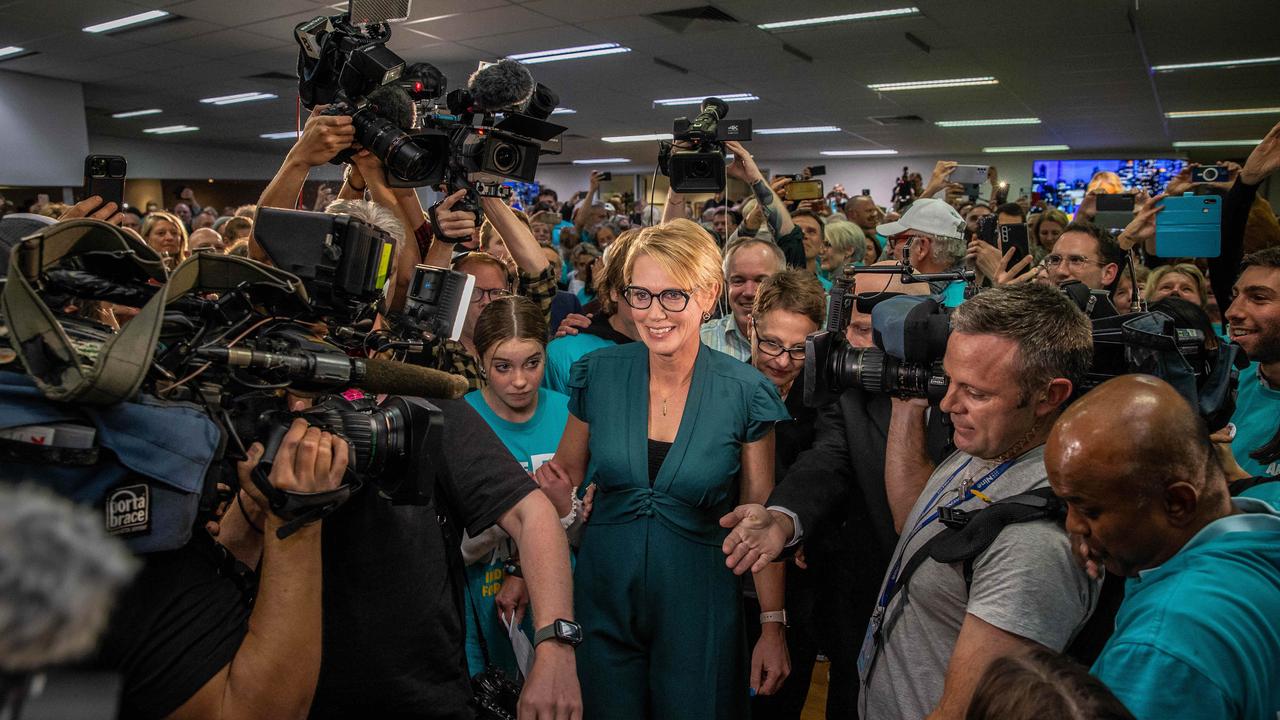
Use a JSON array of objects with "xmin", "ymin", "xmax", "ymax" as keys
[
  {"xmin": 875, "ymin": 199, "xmax": 971, "ymax": 307},
  {"xmin": 718, "ymin": 283, "xmax": 1100, "ymax": 719}
]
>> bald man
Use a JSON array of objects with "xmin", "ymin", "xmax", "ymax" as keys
[
  {"xmin": 1046, "ymin": 374, "xmax": 1280, "ymax": 720},
  {"xmin": 188, "ymin": 227, "xmax": 225, "ymax": 254}
]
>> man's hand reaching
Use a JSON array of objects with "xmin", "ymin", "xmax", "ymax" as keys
[
  {"xmin": 719, "ymin": 505, "xmax": 792, "ymax": 575},
  {"xmin": 286, "ymin": 106, "xmax": 355, "ymax": 168}
]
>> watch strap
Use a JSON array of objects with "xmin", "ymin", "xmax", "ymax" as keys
[
  {"xmin": 533, "ymin": 623, "xmax": 557, "ymax": 646},
  {"xmin": 759, "ymin": 610, "xmax": 787, "ymax": 625}
]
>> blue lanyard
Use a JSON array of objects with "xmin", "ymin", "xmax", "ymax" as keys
[{"xmin": 876, "ymin": 457, "xmax": 1017, "ymax": 609}]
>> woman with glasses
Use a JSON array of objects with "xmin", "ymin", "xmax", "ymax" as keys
[{"xmin": 536, "ymin": 219, "xmax": 791, "ymax": 718}]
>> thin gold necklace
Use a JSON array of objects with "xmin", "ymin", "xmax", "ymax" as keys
[{"xmin": 656, "ymin": 374, "xmax": 693, "ymax": 417}]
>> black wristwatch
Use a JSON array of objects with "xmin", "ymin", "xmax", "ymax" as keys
[{"xmin": 534, "ymin": 619, "xmax": 583, "ymax": 648}]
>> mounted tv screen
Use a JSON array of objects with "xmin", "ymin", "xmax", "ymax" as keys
[{"xmin": 1031, "ymin": 158, "xmax": 1186, "ymax": 214}]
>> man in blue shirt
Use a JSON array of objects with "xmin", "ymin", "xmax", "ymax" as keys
[
  {"xmin": 1046, "ymin": 374, "xmax": 1280, "ymax": 720},
  {"xmin": 1223, "ymin": 246, "xmax": 1280, "ymax": 477}
]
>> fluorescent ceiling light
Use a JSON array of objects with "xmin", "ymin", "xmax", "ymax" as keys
[
  {"xmin": 602, "ymin": 133, "xmax": 674, "ymax": 143},
  {"xmin": 868, "ymin": 76, "xmax": 997, "ymax": 91},
  {"xmin": 551, "ymin": 108, "xmax": 576, "ymax": 115},
  {"xmin": 1172, "ymin": 139, "xmax": 1262, "ymax": 148},
  {"xmin": 983, "ymin": 144, "xmax": 1069, "ymax": 153},
  {"xmin": 1165, "ymin": 107, "xmax": 1280, "ymax": 119},
  {"xmin": 83, "ymin": 10, "xmax": 170, "ymax": 33},
  {"xmin": 1152, "ymin": 56, "xmax": 1280, "ymax": 72},
  {"xmin": 404, "ymin": 13, "xmax": 459, "ymax": 25},
  {"xmin": 143, "ymin": 125, "xmax": 198, "ymax": 135},
  {"xmin": 573, "ymin": 158, "xmax": 630, "ymax": 165},
  {"xmin": 0, "ymin": 46, "xmax": 26, "ymax": 60},
  {"xmin": 936, "ymin": 117, "xmax": 1040, "ymax": 127},
  {"xmin": 112, "ymin": 108, "xmax": 162, "ymax": 118},
  {"xmin": 654, "ymin": 93, "xmax": 758, "ymax": 106},
  {"xmin": 261, "ymin": 130, "xmax": 302, "ymax": 140},
  {"xmin": 509, "ymin": 43, "xmax": 630, "ymax": 64},
  {"xmin": 200, "ymin": 92, "xmax": 277, "ymax": 105},
  {"xmin": 759, "ymin": 7, "xmax": 919, "ymax": 30},
  {"xmin": 820, "ymin": 149, "xmax": 898, "ymax": 156},
  {"xmin": 756, "ymin": 126, "xmax": 842, "ymax": 135}
]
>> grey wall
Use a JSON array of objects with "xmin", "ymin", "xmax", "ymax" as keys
[
  {"xmin": 87, "ymin": 135, "xmax": 343, "ymax": 182},
  {"xmin": 0, "ymin": 70, "xmax": 90, "ymax": 186}
]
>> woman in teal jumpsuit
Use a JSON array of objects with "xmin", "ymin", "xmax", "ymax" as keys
[{"xmin": 537, "ymin": 219, "xmax": 791, "ymax": 718}]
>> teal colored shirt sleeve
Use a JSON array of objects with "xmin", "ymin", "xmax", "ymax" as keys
[
  {"xmin": 744, "ymin": 375, "xmax": 790, "ymax": 442},
  {"xmin": 1092, "ymin": 642, "xmax": 1236, "ymax": 720}
]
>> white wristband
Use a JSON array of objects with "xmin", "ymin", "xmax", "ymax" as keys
[
  {"xmin": 759, "ymin": 610, "xmax": 787, "ymax": 626},
  {"xmin": 560, "ymin": 494, "xmax": 583, "ymax": 529}
]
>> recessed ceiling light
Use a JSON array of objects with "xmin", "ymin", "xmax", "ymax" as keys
[
  {"xmin": 143, "ymin": 125, "xmax": 198, "ymax": 135},
  {"xmin": 758, "ymin": 7, "xmax": 920, "ymax": 30},
  {"xmin": 1152, "ymin": 56, "xmax": 1280, "ymax": 72},
  {"xmin": 820, "ymin": 149, "xmax": 898, "ymax": 156},
  {"xmin": 551, "ymin": 108, "xmax": 576, "ymax": 115},
  {"xmin": 868, "ymin": 76, "xmax": 997, "ymax": 91},
  {"xmin": 1165, "ymin": 107, "xmax": 1280, "ymax": 119},
  {"xmin": 573, "ymin": 158, "xmax": 630, "ymax": 165},
  {"xmin": 602, "ymin": 133, "xmax": 674, "ymax": 143},
  {"xmin": 1172, "ymin": 139, "xmax": 1263, "ymax": 148},
  {"xmin": 261, "ymin": 130, "xmax": 301, "ymax": 140},
  {"xmin": 83, "ymin": 10, "xmax": 170, "ymax": 34},
  {"xmin": 654, "ymin": 93, "xmax": 758, "ymax": 106},
  {"xmin": 200, "ymin": 92, "xmax": 277, "ymax": 106},
  {"xmin": 509, "ymin": 43, "xmax": 631, "ymax": 64},
  {"xmin": 0, "ymin": 46, "xmax": 27, "ymax": 60},
  {"xmin": 756, "ymin": 126, "xmax": 842, "ymax": 135},
  {"xmin": 936, "ymin": 117, "xmax": 1041, "ymax": 127},
  {"xmin": 983, "ymin": 144, "xmax": 1069, "ymax": 153},
  {"xmin": 112, "ymin": 108, "xmax": 163, "ymax": 118}
]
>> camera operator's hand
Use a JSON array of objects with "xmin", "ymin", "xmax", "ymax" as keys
[
  {"xmin": 286, "ymin": 105, "xmax": 356, "ymax": 168},
  {"xmin": 1241, "ymin": 120, "xmax": 1280, "ymax": 185},
  {"xmin": 495, "ymin": 575, "xmax": 529, "ymax": 628},
  {"xmin": 242, "ymin": 418, "xmax": 349, "ymax": 532},
  {"xmin": 554, "ymin": 312, "xmax": 592, "ymax": 338},
  {"xmin": 435, "ymin": 189, "xmax": 478, "ymax": 241},
  {"xmin": 60, "ymin": 195, "xmax": 124, "ymax": 226},
  {"xmin": 350, "ymin": 149, "xmax": 400, "ymax": 210},
  {"xmin": 1116, "ymin": 194, "xmax": 1165, "ymax": 251},
  {"xmin": 724, "ymin": 141, "xmax": 764, "ymax": 184},
  {"xmin": 719, "ymin": 504, "xmax": 791, "ymax": 576}
]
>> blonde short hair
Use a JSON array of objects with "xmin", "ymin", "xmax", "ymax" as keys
[
  {"xmin": 1144, "ymin": 263, "xmax": 1208, "ymax": 307},
  {"xmin": 623, "ymin": 219, "xmax": 724, "ymax": 304},
  {"xmin": 825, "ymin": 221, "xmax": 866, "ymax": 264}
]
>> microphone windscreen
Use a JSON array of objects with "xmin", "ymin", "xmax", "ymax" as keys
[
  {"xmin": 366, "ymin": 84, "xmax": 416, "ymax": 129},
  {"xmin": 467, "ymin": 59, "xmax": 535, "ymax": 112},
  {"xmin": 361, "ymin": 357, "xmax": 469, "ymax": 399},
  {"xmin": 0, "ymin": 484, "xmax": 138, "ymax": 672}
]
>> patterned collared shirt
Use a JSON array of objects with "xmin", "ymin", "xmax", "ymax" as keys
[
  {"xmin": 404, "ymin": 264, "xmax": 559, "ymax": 390},
  {"xmin": 699, "ymin": 313, "xmax": 752, "ymax": 362}
]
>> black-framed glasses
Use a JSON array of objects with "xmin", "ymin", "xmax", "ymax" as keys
[
  {"xmin": 621, "ymin": 286, "xmax": 691, "ymax": 312},
  {"xmin": 471, "ymin": 286, "xmax": 513, "ymax": 304},
  {"xmin": 756, "ymin": 337, "xmax": 806, "ymax": 361},
  {"xmin": 1043, "ymin": 253, "xmax": 1106, "ymax": 271}
]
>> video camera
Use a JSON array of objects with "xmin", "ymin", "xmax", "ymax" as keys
[
  {"xmin": 294, "ymin": 4, "xmax": 567, "ymax": 238},
  {"xmin": 657, "ymin": 97, "xmax": 752, "ymax": 193},
  {"xmin": 0, "ymin": 216, "xmax": 469, "ymax": 547},
  {"xmin": 805, "ymin": 266, "xmax": 1243, "ymax": 430}
]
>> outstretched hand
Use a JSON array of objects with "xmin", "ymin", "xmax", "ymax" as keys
[
  {"xmin": 719, "ymin": 504, "xmax": 789, "ymax": 575},
  {"xmin": 61, "ymin": 196, "xmax": 124, "ymax": 226},
  {"xmin": 1241, "ymin": 119, "xmax": 1280, "ymax": 185}
]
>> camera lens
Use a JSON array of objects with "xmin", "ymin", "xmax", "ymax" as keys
[
  {"xmin": 106, "ymin": 158, "xmax": 127, "ymax": 176},
  {"xmin": 1202, "ymin": 167, "xmax": 1219, "ymax": 182},
  {"xmin": 491, "ymin": 143, "xmax": 520, "ymax": 173},
  {"xmin": 687, "ymin": 158, "xmax": 714, "ymax": 179}
]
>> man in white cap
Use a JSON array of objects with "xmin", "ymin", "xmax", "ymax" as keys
[{"xmin": 876, "ymin": 198, "xmax": 970, "ymax": 307}]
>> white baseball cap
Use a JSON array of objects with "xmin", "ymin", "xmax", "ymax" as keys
[{"xmin": 876, "ymin": 198, "xmax": 966, "ymax": 240}]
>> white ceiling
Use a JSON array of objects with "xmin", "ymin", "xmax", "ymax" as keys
[{"xmin": 2, "ymin": 0, "xmax": 1279, "ymax": 165}]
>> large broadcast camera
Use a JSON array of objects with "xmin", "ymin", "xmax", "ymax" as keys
[
  {"xmin": 657, "ymin": 97, "xmax": 752, "ymax": 193},
  {"xmin": 294, "ymin": 3, "xmax": 566, "ymax": 238},
  {"xmin": 0, "ymin": 216, "xmax": 469, "ymax": 548},
  {"xmin": 805, "ymin": 266, "xmax": 1245, "ymax": 430}
]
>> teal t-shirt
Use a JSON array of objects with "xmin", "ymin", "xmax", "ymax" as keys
[
  {"xmin": 543, "ymin": 333, "xmax": 617, "ymax": 394},
  {"xmin": 460, "ymin": 388, "xmax": 571, "ymax": 676},
  {"xmin": 1090, "ymin": 498, "xmax": 1280, "ymax": 720},
  {"xmin": 937, "ymin": 280, "xmax": 968, "ymax": 308},
  {"xmin": 1229, "ymin": 363, "xmax": 1280, "ymax": 478}
]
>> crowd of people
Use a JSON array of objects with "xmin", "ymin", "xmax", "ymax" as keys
[{"xmin": 2, "ymin": 95, "xmax": 1280, "ymax": 720}]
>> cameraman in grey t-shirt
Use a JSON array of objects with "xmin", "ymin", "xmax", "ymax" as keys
[{"xmin": 720, "ymin": 284, "xmax": 1100, "ymax": 719}]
